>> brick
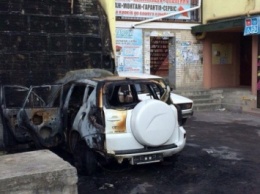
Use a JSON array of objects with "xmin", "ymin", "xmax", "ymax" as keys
[
  {"xmin": 84, "ymin": 36, "xmax": 101, "ymax": 52},
  {"xmin": 30, "ymin": 15, "xmax": 65, "ymax": 33},
  {"xmin": 67, "ymin": 17, "xmax": 99, "ymax": 34},
  {"xmin": 48, "ymin": 54, "xmax": 68, "ymax": 69},
  {"xmin": 23, "ymin": 0, "xmax": 51, "ymax": 15},
  {"xmin": 0, "ymin": 14, "xmax": 28, "ymax": 32},
  {"xmin": 67, "ymin": 36, "xmax": 84, "ymax": 52},
  {"xmin": 50, "ymin": 36, "xmax": 67, "ymax": 52},
  {"xmin": 0, "ymin": 33, "xmax": 10, "ymax": 53}
]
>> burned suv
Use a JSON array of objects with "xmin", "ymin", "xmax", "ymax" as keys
[{"xmin": 0, "ymin": 70, "xmax": 186, "ymax": 174}]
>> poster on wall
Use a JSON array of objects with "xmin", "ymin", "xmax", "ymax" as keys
[
  {"xmin": 212, "ymin": 43, "xmax": 232, "ymax": 65},
  {"xmin": 115, "ymin": 0, "xmax": 191, "ymax": 20},
  {"xmin": 116, "ymin": 28, "xmax": 143, "ymax": 73}
]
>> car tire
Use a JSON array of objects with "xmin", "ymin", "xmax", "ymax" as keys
[
  {"xmin": 73, "ymin": 140, "xmax": 97, "ymax": 175},
  {"xmin": 182, "ymin": 118, "xmax": 187, "ymax": 125},
  {"xmin": 131, "ymin": 99, "xmax": 176, "ymax": 147}
]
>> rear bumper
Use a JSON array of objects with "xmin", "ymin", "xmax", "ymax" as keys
[
  {"xmin": 114, "ymin": 137, "xmax": 186, "ymax": 157},
  {"xmin": 106, "ymin": 127, "xmax": 186, "ymax": 164},
  {"xmin": 114, "ymin": 138, "xmax": 186, "ymax": 164}
]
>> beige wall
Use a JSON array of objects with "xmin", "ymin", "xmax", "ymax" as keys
[
  {"xmin": 99, "ymin": 0, "xmax": 116, "ymax": 57},
  {"xmin": 142, "ymin": 29, "xmax": 203, "ymax": 89},
  {"xmin": 203, "ymin": 0, "xmax": 260, "ymax": 23}
]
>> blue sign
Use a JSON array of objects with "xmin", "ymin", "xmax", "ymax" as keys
[{"xmin": 244, "ymin": 17, "xmax": 260, "ymax": 36}]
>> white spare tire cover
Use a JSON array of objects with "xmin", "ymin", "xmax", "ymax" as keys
[{"xmin": 131, "ymin": 99, "xmax": 176, "ymax": 147}]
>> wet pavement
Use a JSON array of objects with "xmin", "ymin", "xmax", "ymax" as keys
[{"xmin": 78, "ymin": 111, "xmax": 260, "ymax": 194}]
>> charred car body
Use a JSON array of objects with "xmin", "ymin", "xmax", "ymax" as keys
[{"xmin": 0, "ymin": 71, "xmax": 186, "ymax": 174}]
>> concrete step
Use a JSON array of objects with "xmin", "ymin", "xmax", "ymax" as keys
[
  {"xmin": 175, "ymin": 88, "xmax": 254, "ymax": 113},
  {"xmin": 193, "ymin": 103, "xmax": 222, "ymax": 111},
  {"xmin": 193, "ymin": 98, "xmax": 221, "ymax": 104},
  {"xmin": 243, "ymin": 108, "xmax": 260, "ymax": 116},
  {"xmin": 185, "ymin": 94, "xmax": 211, "ymax": 100},
  {"xmin": 174, "ymin": 89, "xmax": 223, "ymax": 111},
  {"xmin": 174, "ymin": 89, "xmax": 223, "ymax": 97}
]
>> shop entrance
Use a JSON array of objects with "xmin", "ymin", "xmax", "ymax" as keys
[
  {"xmin": 150, "ymin": 37, "xmax": 169, "ymax": 76},
  {"xmin": 240, "ymin": 35, "xmax": 252, "ymax": 86}
]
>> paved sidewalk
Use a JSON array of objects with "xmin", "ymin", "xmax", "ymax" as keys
[{"xmin": 191, "ymin": 110, "xmax": 260, "ymax": 126}]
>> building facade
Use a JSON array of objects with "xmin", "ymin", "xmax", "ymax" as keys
[
  {"xmin": 192, "ymin": 0, "xmax": 260, "ymax": 110},
  {"xmin": 115, "ymin": 0, "xmax": 203, "ymax": 89}
]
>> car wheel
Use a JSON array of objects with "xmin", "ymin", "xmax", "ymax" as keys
[
  {"xmin": 182, "ymin": 118, "xmax": 187, "ymax": 125},
  {"xmin": 131, "ymin": 99, "xmax": 176, "ymax": 147},
  {"xmin": 69, "ymin": 131, "xmax": 81, "ymax": 153},
  {"xmin": 73, "ymin": 139, "xmax": 97, "ymax": 175}
]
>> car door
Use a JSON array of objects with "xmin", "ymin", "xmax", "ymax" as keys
[
  {"xmin": 17, "ymin": 85, "xmax": 63, "ymax": 148},
  {"xmin": 62, "ymin": 83, "xmax": 88, "ymax": 143},
  {"xmin": 0, "ymin": 85, "xmax": 31, "ymax": 148}
]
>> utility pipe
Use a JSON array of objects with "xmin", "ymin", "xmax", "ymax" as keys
[{"xmin": 131, "ymin": 0, "xmax": 201, "ymax": 28}]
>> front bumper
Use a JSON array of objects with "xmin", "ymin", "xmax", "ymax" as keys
[{"xmin": 182, "ymin": 109, "xmax": 193, "ymax": 118}]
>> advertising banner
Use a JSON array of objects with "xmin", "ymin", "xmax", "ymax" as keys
[
  {"xmin": 116, "ymin": 0, "xmax": 191, "ymax": 20},
  {"xmin": 116, "ymin": 28, "xmax": 143, "ymax": 73},
  {"xmin": 244, "ymin": 17, "xmax": 260, "ymax": 36}
]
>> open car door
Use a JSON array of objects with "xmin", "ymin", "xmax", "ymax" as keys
[
  {"xmin": 0, "ymin": 85, "xmax": 31, "ymax": 150},
  {"xmin": 18, "ymin": 85, "xmax": 64, "ymax": 148},
  {"xmin": 0, "ymin": 85, "xmax": 64, "ymax": 150}
]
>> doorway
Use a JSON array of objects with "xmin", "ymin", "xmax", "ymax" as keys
[
  {"xmin": 150, "ymin": 37, "xmax": 169, "ymax": 76},
  {"xmin": 240, "ymin": 35, "xmax": 252, "ymax": 86}
]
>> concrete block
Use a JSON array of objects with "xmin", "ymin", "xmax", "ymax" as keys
[{"xmin": 0, "ymin": 150, "xmax": 78, "ymax": 194}]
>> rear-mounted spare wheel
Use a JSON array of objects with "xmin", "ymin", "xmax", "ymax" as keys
[{"xmin": 131, "ymin": 99, "xmax": 176, "ymax": 147}]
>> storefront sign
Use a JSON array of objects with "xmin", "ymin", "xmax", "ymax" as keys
[
  {"xmin": 116, "ymin": 28, "xmax": 143, "ymax": 73},
  {"xmin": 244, "ymin": 17, "xmax": 260, "ymax": 36},
  {"xmin": 115, "ymin": 0, "xmax": 191, "ymax": 20}
]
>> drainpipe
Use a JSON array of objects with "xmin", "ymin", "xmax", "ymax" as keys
[{"xmin": 131, "ymin": 0, "xmax": 201, "ymax": 28}]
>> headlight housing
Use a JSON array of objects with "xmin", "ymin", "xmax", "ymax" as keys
[{"xmin": 178, "ymin": 103, "xmax": 193, "ymax": 110}]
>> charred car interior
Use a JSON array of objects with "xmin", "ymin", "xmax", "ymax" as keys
[{"xmin": 0, "ymin": 72, "xmax": 187, "ymax": 175}]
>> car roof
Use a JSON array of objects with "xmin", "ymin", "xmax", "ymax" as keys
[
  {"xmin": 59, "ymin": 70, "xmax": 163, "ymax": 84},
  {"xmin": 71, "ymin": 76, "xmax": 152, "ymax": 83},
  {"xmin": 118, "ymin": 72, "xmax": 162, "ymax": 79}
]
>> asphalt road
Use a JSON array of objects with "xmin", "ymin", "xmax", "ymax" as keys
[{"xmin": 78, "ymin": 111, "xmax": 260, "ymax": 194}]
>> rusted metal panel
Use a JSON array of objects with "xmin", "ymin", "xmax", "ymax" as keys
[
  {"xmin": 18, "ymin": 108, "xmax": 63, "ymax": 148},
  {"xmin": 0, "ymin": 85, "xmax": 64, "ymax": 149}
]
